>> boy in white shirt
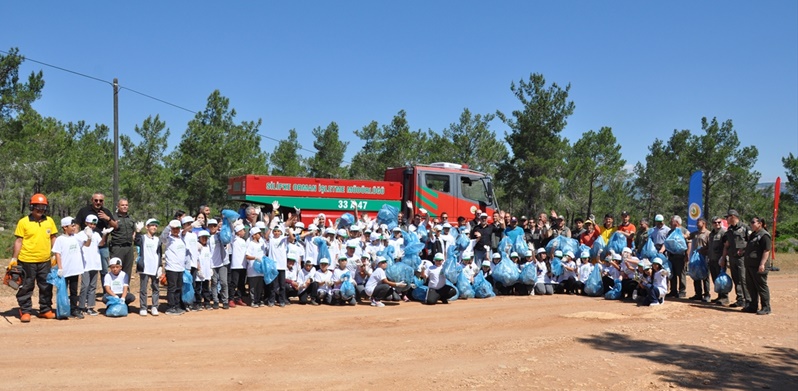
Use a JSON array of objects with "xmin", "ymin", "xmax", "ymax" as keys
[
  {"xmin": 332, "ymin": 256, "xmax": 356, "ymax": 305},
  {"xmin": 53, "ymin": 217, "xmax": 85, "ymax": 319},
  {"xmin": 267, "ymin": 225, "xmax": 293, "ymax": 308},
  {"xmin": 228, "ymin": 224, "xmax": 247, "ymax": 307},
  {"xmin": 460, "ymin": 253, "xmax": 478, "ymax": 284},
  {"xmin": 207, "ymin": 219, "xmax": 229, "ymax": 310},
  {"xmin": 533, "ymin": 248, "xmax": 553, "ymax": 295},
  {"xmin": 245, "ymin": 227, "xmax": 265, "ymax": 307},
  {"xmin": 181, "ymin": 216, "xmax": 200, "ymax": 307},
  {"xmin": 314, "ymin": 258, "xmax": 334, "ymax": 305},
  {"xmin": 297, "ymin": 260, "xmax": 319, "ymax": 305},
  {"xmin": 284, "ymin": 254, "xmax": 300, "ymax": 302},
  {"xmin": 354, "ymin": 253, "xmax": 372, "ymax": 302},
  {"xmin": 420, "ymin": 253, "xmax": 456, "ymax": 305},
  {"xmin": 136, "ymin": 219, "xmax": 162, "ymax": 316},
  {"xmin": 195, "ymin": 231, "xmax": 213, "ymax": 310},
  {"xmin": 365, "ymin": 257, "xmax": 404, "ymax": 307},
  {"xmin": 559, "ymin": 251, "xmax": 578, "ymax": 295},
  {"xmin": 103, "ymin": 257, "xmax": 135, "ymax": 307},
  {"xmin": 77, "ymin": 214, "xmax": 104, "ymax": 317},
  {"xmin": 164, "ymin": 220, "xmax": 188, "ymax": 315}
]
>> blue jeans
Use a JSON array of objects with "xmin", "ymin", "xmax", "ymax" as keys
[{"xmin": 99, "ymin": 247, "xmax": 110, "ymax": 281}]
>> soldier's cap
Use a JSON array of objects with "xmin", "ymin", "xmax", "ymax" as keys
[{"xmin": 726, "ymin": 209, "xmax": 739, "ymax": 217}]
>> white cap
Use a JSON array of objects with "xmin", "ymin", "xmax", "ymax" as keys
[
  {"xmin": 145, "ymin": 218, "xmax": 160, "ymax": 226},
  {"xmin": 169, "ymin": 220, "xmax": 181, "ymax": 228},
  {"xmin": 510, "ymin": 251, "xmax": 519, "ymax": 258},
  {"xmin": 654, "ymin": 214, "xmax": 664, "ymax": 222},
  {"xmin": 525, "ymin": 250, "xmax": 533, "ymax": 257},
  {"xmin": 109, "ymin": 257, "xmax": 122, "ymax": 266},
  {"xmin": 197, "ymin": 230, "xmax": 210, "ymax": 237},
  {"xmin": 392, "ymin": 226, "xmax": 402, "ymax": 232},
  {"xmin": 294, "ymin": 222, "xmax": 305, "ymax": 230},
  {"xmin": 622, "ymin": 247, "xmax": 632, "ymax": 254},
  {"xmin": 463, "ymin": 252, "xmax": 473, "ymax": 260},
  {"xmin": 85, "ymin": 214, "xmax": 99, "ymax": 224},
  {"xmin": 349, "ymin": 225, "xmax": 360, "ymax": 231},
  {"xmin": 536, "ymin": 248, "xmax": 546, "ymax": 254},
  {"xmin": 60, "ymin": 217, "xmax": 74, "ymax": 227},
  {"xmin": 234, "ymin": 224, "xmax": 245, "ymax": 232},
  {"xmin": 319, "ymin": 258, "xmax": 330, "ymax": 264},
  {"xmin": 482, "ymin": 260, "xmax": 491, "ymax": 267},
  {"xmin": 554, "ymin": 250, "xmax": 563, "ymax": 258},
  {"xmin": 325, "ymin": 228, "xmax": 336, "ymax": 235},
  {"xmin": 612, "ymin": 253, "xmax": 622, "ymax": 261},
  {"xmin": 273, "ymin": 225, "xmax": 283, "ymax": 232},
  {"xmin": 255, "ymin": 221, "xmax": 267, "ymax": 229},
  {"xmin": 206, "ymin": 218, "xmax": 218, "ymax": 226},
  {"xmin": 337, "ymin": 228, "xmax": 348, "ymax": 237},
  {"xmin": 480, "ymin": 212, "xmax": 488, "ymax": 217},
  {"xmin": 250, "ymin": 227, "xmax": 261, "ymax": 235},
  {"xmin": 307, "ymin": 223, "xmax": 318, "ymax": 231},
  {"xmin": 287, "ymin": 253, "xmax": 297, "ymax": 261},
  {"xmin": 442, "ymin": 223, "xmax": 452, "ymax": 229},
  {"xmin": 338, "ymin": 254, "xmax": 347, "ymax": 260},
  {"xmin": 565, "ymin": 251, "xmax": 575, "ymax": 259},
  {"xmin": 181, "ymin": 216, "xmax": 194, "ymax": 225},
  {"xmin": 433, "ymin": 253, "xmax": 444, "ymax": 261},
  {"xmin": 433, "ymin": 225, "xmax": 442, "ymax": 231},
  {"xmin": 580, "ymin": 251, "xmax": 591, "ymax": 259},
  {"xmin": 492, "ymin": 253, "xmax": 501, "ymax": 259}
]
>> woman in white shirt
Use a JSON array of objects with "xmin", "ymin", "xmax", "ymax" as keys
[
  {"xmin": 533, "ymin": 248, "xmax": 554, "ymax": 296},
  {"xmin": 365, "ymin": 256, "xmax": 404, "ymax": 307},
  {"xmin": 420, "ymin": 253, "xmax": 457, "ymax": 305}
]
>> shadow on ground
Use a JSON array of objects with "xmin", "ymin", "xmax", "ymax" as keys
[{"xmin": 577, "ymin": 332, "xmax": 798, "ymax": 390}]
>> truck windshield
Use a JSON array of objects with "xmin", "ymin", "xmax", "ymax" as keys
[{"xmin": 460, "ymin": 175, "xmax": 490, "ymax": 205}]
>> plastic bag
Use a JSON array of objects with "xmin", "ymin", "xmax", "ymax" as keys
[
  {"xmin": 105, "ymin": 295, "xmax": 128, "ymax": 317},
  {"xmin": 386, "ymin": 262, "xmax": 414, "ymax": 289},
  {"xmin": 687, "ymin": 249, "xmax": 708, "ymax": 281},
  {"xmin": 456, "ymin": 271, "xmax": 474, "ymax": 298},
  {"xmin": 376, "ymin": 204, "xmax": 399, "ymax": 231},
  {"xmin": 340, "ymin": 274, "xmax": 356, "ymax": 298},
  {"xmin": 182, "ymin": 270, "xmax": 195, "ymax": 304},
  {"xmin": 338, "ymin": 213, "xmax": 355, "ymax": 228},
  {"xmin": 664, "ymin": 229, "xmax": 687, "ymax": 254},
  {"xmin": 473, "ymin": 271, "xmax": 496, "ymax": 298},
  {"xmin": 219, "ymin": 209, "xmax": 239, "ymax": 245},
  {"xmin": 520, "ymin": 262, "xmax": 537, "ymax": 285},
  {"xmin": 313, "ymin": 237, "xmax": 331, "ymax": 264},
  {"xmin": 607, "ymin": 232, "xmax": 627, "ymax": 255},
  {"xmin": 578, "ymin": 244, "xmax": 591, "ymax": 256},
  {"xmin": 506, "ymin": 227, "xmax": 525, "ymax": 243},
  {"xmin": 584, "ymin": 266, "xmax": 603, "ymax": 297},
  {"xmin": 253, "ymin": 259, "xmax": 264, "ymax": 274},
  {"xmin": 446, "ymin": 280, "xmax": 459, "ymax": 302},
  {"xmin": 514, "ymin": 234, "xmax": 529, "ymax": 256},
  {"xmin": 714, "ymin": 269, "xmax": 732, "ymax": 294},
  {"xmin": 590, "ymin": 236, "xmax": 606, "ymax": 260},
  {"xmin": 492, "ymin": 255, "xmax": 520, "ymax": 287},
  {"xmin": 46, "ymin": 267, "xmax": 70, "ymax": 319},
  {"xmin": 443, "ymin": 251, "xmax": 462, "ymax": 283},
  {"xmin": 641, "ymin": 237, "xmax": 657, "ymax": 260},
  {"xmin": 262, "ymin": 256, "xmax": 278, "ymax": 285},
  {"xmin": 411, "ymin": 277, "xmax": 428, "ymax": 301},
  {"xmin": 455, "ymin": 231, "xmax": 470, "ymax": 252},
  {"xmin": 546, "ymin": 235, "xmax": 578, "ymax": 256},
  {"xmin": 416, "ymin": 224, "xmax": 427, "ymax": 239},
  {"xmin": 550, "ymin": 257, "xmax": 564, "ymax": 277},
  {"xmin": 604, "ymin": 279, "xmax": 622, "ymax": 300}
]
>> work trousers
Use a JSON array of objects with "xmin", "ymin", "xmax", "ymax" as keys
[
  {"xmin": 745, "ymin": 264, "xmax": 770, "ymax": 311},
  {"xmin": 16, "ymin": 261, "xmax": 52, "ymax": 314}
]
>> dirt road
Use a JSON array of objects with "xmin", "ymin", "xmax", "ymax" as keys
[{"xmin": 1, "ymin": 270, "xmax": 796, "ymax": 390}]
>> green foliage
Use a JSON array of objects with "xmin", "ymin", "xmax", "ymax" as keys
[
  {"xmin": 308, "ymin": 122, "xmax": 348, "ymax": 178},
  {"xmin": 120, "ymin": 115, "xmax": 173, "ymax": 218},
  {"xmin": 442, "ymin": 108, "xmax": 507, "ymax": 177},
  {"xmin": 563, "ymin": 126, "xmax": 626, "ymax": 219},
  {"xmin": 0, "ymin": 47, "xmax": 44, "ymax": 119},
  {"xmin": 782, "ymin": 153, "xmax": 798, "ymax": 199},
  {"xmin": 270, "ymin": 128, "xmax": 307, "ymax": 176},
  {"xmin": 170, "ymin": 90, "xmax": 269, "ymax": 213},
  {"xmin": 349, "ymin": 110, "xmax": 430, "ymax": 180},
  {"xmin": 0, "ymin": 229, "xmax": 14, "ymax": 259},
  {"xmin": 496, "ymin": 73, "xmax": 575, "ymax": 216}
]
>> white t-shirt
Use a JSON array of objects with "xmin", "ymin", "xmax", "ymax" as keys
[
  {"xmin": 183, "ymin": 231, "xmax": 199, "ymax": 268},
  {"xmin": 602, "ymin": 263, "xmax": 621, "ymax": 280},
  {"xmin": 288, "ymin": 241, "xmax": 304, "ymax": 264},
  {"xmin": 365, "ymin": 267, "xmax": 386, "ymax": 296},
  {"xmin": 140, "ymin": 234, "xmax": 161, "ymax": 276},
  {"xmin": 332, "ymin": 267, "xmax": 350, "ymax": 289},
  {"xmin": 426, "ymin": 264, "xmax": 446, "ymax": 290},
  {"xmin": 561, "ymin": 260, "xmax": 577, "ymax": 281},
  {"xmin": 285, "ymin": 265, "xmax": 299, "ymax": 283},
  {"xmin": 578, "ymin": 263, "xmax": 593, "ymax": 282},
  {"xmin": 210, "ymin": 233, "xmax": 228, "ymax": 267},
  {"xmin": 164, "ymin": 235, "xmax": 187, "ymax": 272},
  {"xmin": 268, "ymin": 235, "xmax": 289, "ymax": 270},
  {"xmin": 52, "ymin": 234, "xmax": 83, "ymax": 278},
  {"xmin": 535, "ymin": 261, "xmax": 548, "ymax": 284},
  {"xmin": 246, "ymin": 241, "xmax": 264, "ymax": 277},
  {"xmin": 653, "ymin": 269, "xmax": 669, "ymax": 295},
  {"xmin": 297, "ymin": 266, "xmax": 316, "ymax": 294},
  {"xmin": 196, "ymin": 245, "xmax": 212, "ymax": 281},
  {"xmin": 461, "ymin": 262, "xmax": 478, "ymax": 282},
  {"xmin": 104, "ymin": 271, "xmax": 128, "ymax": 294},
  {"xmin": 314, "ymin": 269, "xmax": 333, "ymax": 294},
  {"xmin": 75, "ymin": 231, "xmax": 102, "ymax": 272},
  {"xmin": 303, "ymin": 236, "xmax": 319, "ymax": 265},
  {"xmin": 230, "ymin": 236, "xmax": 247, "ymax": 269}
]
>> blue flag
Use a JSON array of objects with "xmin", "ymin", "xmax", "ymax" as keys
[{"xmin": 687, "ymin": 171, "xmax": 703, "ymax": 233}]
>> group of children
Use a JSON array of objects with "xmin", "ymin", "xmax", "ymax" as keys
[{"xmin": 48, "ymin": 207, "xmax": 674, "ymax": 319}]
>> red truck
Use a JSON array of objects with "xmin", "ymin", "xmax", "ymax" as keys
[{"xmin": 227, "ymin": 162, "xmax": 499, "ymax": 225}]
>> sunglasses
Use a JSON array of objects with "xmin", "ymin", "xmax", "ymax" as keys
[
  {"xmin": 32, "ymin": 205, "xmax": 47, "ymax": 211},
  {"xmin": 713, "ymin": 221, "xmax": 722, "ymax": 224},
  {"xmin": 93, "ymin": 199, "xmax": 104, "ymax": 203}
]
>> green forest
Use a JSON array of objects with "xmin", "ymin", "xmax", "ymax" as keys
[{"xmin": 1, "ymin": 47, "xmax": 796, "ymax": 249}]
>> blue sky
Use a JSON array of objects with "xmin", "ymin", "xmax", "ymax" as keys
[{"xmin": 3, "ymin": 1, "xmax": 796, "ymax": 182}]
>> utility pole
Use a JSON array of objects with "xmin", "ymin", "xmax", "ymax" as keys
[{"xmin": 113, "ymin": 78, "xmax": 119, "ymax": 206}]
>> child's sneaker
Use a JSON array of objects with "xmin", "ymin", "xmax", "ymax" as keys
[
  {"xmin": 251, "ymin": 303, "xmax": 260, "ymax": 308},
  {"xmin": 150, "ymin": 307, "xmax": 159, "ymax": 316},
  {"xmin": 86, "ymin": 308, "xmax": 99, "ymax": 316},
  {"xmin": 632, "ymin": 291, "xmax": 638, "ymax": 301},
  {"xmin": 212, "ymin": 302, "xmax": 219, "ymax": 310},
  {"xmin": 139, "ymin": 308, "xmax": 148, "ymax": 316}
]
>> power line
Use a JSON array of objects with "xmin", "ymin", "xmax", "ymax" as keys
[{"xmin": 1, "ymin": 49, "xmax": 349, "ymax": 163}]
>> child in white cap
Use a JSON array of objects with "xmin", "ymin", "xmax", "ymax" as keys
[
  {"xmin": 244, "ymin": 227, "xmax": 265, "ymax": 307},
  {"xmin": 163, "ymin": 219, "xmax": 188, "ymax": 315},
  {"xmin": 332, "ymin": 255, "xmax": 356, "ymax": 305},
  {"xmin": 533, "ymin": 248, "xmax": 554, "ymax": 296},
  {"xmin": 195, "ymin": 231, "xmax": 213, "ymax": 310},
  {"xmin": 103, "ymin": 257, "xmax": 135, "ymax": 307},
  {"xmin": 297, "ymin": 260, "xmax": 319, "ymax": 305},
  {"xmin": 574, "ymin": 251, "xmax": 593, "ymax": 295},
  {"xmin": 420, "ymin": 253, "xmax": 456, "ymax": 304},
  {"xmin": 314, "ymin": 258, "xmax": 334, "ymax": 304},
  {"xmin": 53, "ymin": 217, "xmax": 85, "ymax": 318},
  {"xmin": 77, "ymin": 214, "xmax": 104, "ymax": 316},
  {"xmin": 228, "ymin": 224, "xmax": 247, "ymax": 307},
  {"xmin": 559, "ymin": 251, "xmax": 578, "ymax": 294},
  {"xmin": 180, "ymin": 216, "xmax": 200, "ymax": 309},
  {"xmin": 365, "ymin": 256, "xmax": 405, "ymax": 307},
  {"xmin": 136, "ymin": 218, "xmax": 162, "ymax": 316}
]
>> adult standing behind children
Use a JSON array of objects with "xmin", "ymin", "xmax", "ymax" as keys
[
  {"xmin": 11, "ymin": 194, "xmax": 58, "ymax": 322},
  {"xmin": 75, "ymin": 192, "xmax": 117, "ymax": 281},
  {"xmin": 109, "ymin": 198, "xmax": 139, "ymax": 278}
]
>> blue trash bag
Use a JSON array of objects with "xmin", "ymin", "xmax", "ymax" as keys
[
  {"xmin": 377, "ymin": 204, "xmax": 399, "ymax": 231},
  {"xmin": 687, "ymin": 249, "xmax": 709, "ymax": 280},
  {"xmin": 253, "ymin": 259, "xmax": 264, "ymax": 274},
  {"xmin": 590, "ymin": 236, "xmax": 606, "ymax": 260},
  {"xmin": 641, "ymin": 237, "xmax": 658, "ymax": 260},
  {"xmin": 338, "ymin": 213, "xmax": 355, "ymax": 228},
  {"xmin": 446, "ymin": 280, "xmax": 459, "ymax": 302},
  {"xmin": 604, "ymin": 279, "xmax": 622, "ymax": 300},
  {"xmin": 455, "ymin": 231, "xmax": 470, "ymax": 252},
  {"xmin": 473, "ymin": 271, "xmax": 496, "ymax": 298},
  {"xmin": 105, "ymin": 295, "xmax": 128, "ymax": 317},
  {"xmin": 378, "ymin": 245, "xmax": 396, "ymax": 262},
  {"xmin": 386, "ymin": 262, "xmax": 414, "ymax": 285},
  {"xmin": 313, "ymin": 237, "xmax": 331, "ymax": 263},
  {"xmin": 664, "ymin": 228, "xmax": 688, "ymax": 254},
  {"xmin": 456, "ymin": 271, "xmax": 475, "ymax": 298},
  {"xmin": 584, "ymin": 266, "xmax": 603, "ymax": 297},
  {"xmin": 46, "ymin": 267, "xmax": 70, "ymax": 319},
  {"xmin": 514, "ymin": 234, "xmax": 529, "ymax": 256},
  {"xmin": 403, "ymin": 230, "xmax": 420, "ymax": 247},
  {"xmin": 492, "ymin": 255, "xmax": 520, "ymax": 287},
  {"xmin": 416, "ymin": 224, "xmax": 428, "ymax": 239},
  {"xmin": 579, "ymin": 244, "xmax": 591, "ymax": 256},
  {"xmin": 714, "ymin": 268, "xmax": 732, "ymax": 294},
  {"xmin": 220, "ymin": 209, "xmax": 239, "ymax": 245},
  {"xmin": 520, "ymin": 262, "xmax": 537, "ymax": 285},
  {"xmin": 444, "ymin": 251, "xmax": 463, "ymax": 283},
  {"xmin": 607, "ymin": 232, "xmax": 627, "ymax": 255},
  {"xmin": 545, "ymin": 235, "xmax": 564, "ymax": 253},
  {"xmin": 506, "ymin": 227, "xmax": 525, "ymax": 243},
  {"xmin": 404, "ymin": 239, "xmax": 426, "ymax": 258},
  {"xmin": 182, "ymin": 270, "xmax": 195, "ymax": 304},
  {"xmin": 340, "ymin": 273, "xmax": 356, "ymax": 298},
  {"xmin": 562, "ymin": 238, "xmax": 579, "ymax": 256},
  {"xmin": 550, "ymin": 257, "xmax": 564, "ymax": 277},
  {"xmin": 262, "ymin": 256, "xmax": 278, "ymax": 285}
]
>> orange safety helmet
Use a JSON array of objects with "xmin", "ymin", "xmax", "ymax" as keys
[{"xmin": 30, "ymin": 193, "xmax": 48, "ymax": 205}]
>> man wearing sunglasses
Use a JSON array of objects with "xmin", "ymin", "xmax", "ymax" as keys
[
  {"xmin": 75, "ymin": 193, "xmax": 118, "ymax": 280},
  {"xmin": 10, "ymin": 193, "xmax": 59, "ymax": 322},
  {"xmin": 708, "ymin": 216, "xmax": 728, "ymax": 305}
]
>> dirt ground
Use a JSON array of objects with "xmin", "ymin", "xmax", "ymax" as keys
[{"xmin": 0, "ymin": 256, "xmax": 796, "ymax": 391}]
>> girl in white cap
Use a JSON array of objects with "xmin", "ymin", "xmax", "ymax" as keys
[
  {"xmin": 53, "ymin": 217, "xmax": 84, "ymax": 318},
  {"xmin": 195, "ymin": 231, "xmax": 213, "ymax": 310},
  {"xmin": 228, "ymin": 224, "xmax": 248, "ymax": 307},
  {"xmin": 533, "ymin": 248, "xmax": 554, "ymax": 296},
  {"xmin": 619, "ymin": 247, "xmax": 640, "ymax": 300},
  {"xmin": 365, "ymin": 256, "xmax": 405, "ymax": 307},
  {"xmin": 421, "ymin": 253, "xmax": 457, "ymax": 304},
  {"xmin": 77, "ymin": 214, "xmax": 104, "ymax": 316},
  {"xmin": 136, "ymin": 219, "xmax": 162, "ymax": 316},
  {"xmin": 646, "ymin": 258, "xmax": 669, "ymax": 306},
  {"xmin": 574, "ymin": 251, "xmax": 593, "ymax": 295}
]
